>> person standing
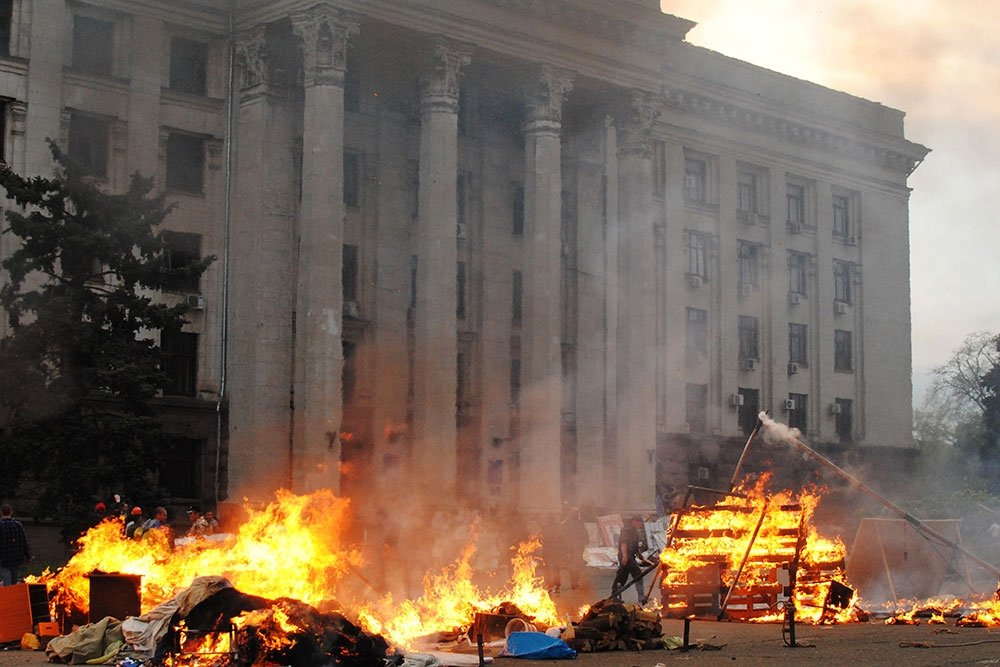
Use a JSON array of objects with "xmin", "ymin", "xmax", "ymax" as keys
[
  {"xmin": 610, "ymin": 515, "xmax": 648, "ymax": 605},
  {"xmin": 0, "ymin": 504, "xmax": 32, "ymax": 586}
]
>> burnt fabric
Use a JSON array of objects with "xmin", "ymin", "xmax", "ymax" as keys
[{"xmin": 45, "ymin": 616, "xmax": 124, "ymax": 664}]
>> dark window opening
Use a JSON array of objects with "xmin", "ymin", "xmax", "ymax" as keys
[
  {"xmin": 512, "ymin": 270, "xmax": 522, "ymax": 328},
  {"xmin": 789, "ymin": 323, "xmax": 808, "ymax": 366},
  {"xmin": 835, "ymin": 398, "xmax": 853, "ymax": 443},
  {"xmin": 686, "ymin": 231, "xmax": 708, "ymax": 278},
  {"xmin": 685, "ymin": 383, "xmax": 708, "ymax": 433},
  {"xmin": 738, "ymin": 241, "xmax": 758, "ymax": 286},
  {"xmin": 456, "ymin": 261, "xmax": 466, "ymax": 319},
  {"xmin": 833, "ymin": 195, "xmax": 850, "ymax": 239},
  {"xmin": 739, "ymin": 315, "xmax": 759, "ymax": 362},
  {"xmin": 158, "ymin": 437, "xmax": 202, "ymax": 499},
  {"xmin": 0, "ymin": 100, "xmax": 7, "ymax": 164},
  {"xmin": 834, "ymin": 260, "xmax": 853, "ymax": 304},
  {"xmin": 512, "ymin": 183, "xmax": 524, "ymax": 236},
  {"xmin": 73, "ymin": 15, "xmax": 114, "ymax": 76},
  {"xmin": 343, "ymin": 151, "xmax": 361, "ymax": 207},
  {"xmin": 161, "ymin": 330, "xmax": 198, "ymax": 397},
  {"xmin": 407, "ymin": 160, "xmax": 419, "ymax": 219},
  {"xmin": 788, "ymin": 393, "xmax": 807, "ymax": 432},
  {"xmin": 789, "ymin": 252, "xmax": 809, "ymax": 297},
  {"xmin": 0, "ymin": 0, "xmax": 13, "ymax": 58},
  {"xmin": 685, "ymin": 307, "xmax": 708, "ymax": 363},
  {"xmin": 787, "ymin": 182, "xmax": 805, "ymax": 228},
  {"xmin": 162, "ymin": 231, "xmax": 202, "ymax": 292},
  {"xmin": 344, "ymin": 64, "xmax": 360, "ymax": 113},
  {"xmin": 343, "ymin": 244, "xmax": 358, "ymax": 305},
  {"xmin": 342, "ymin": 340, "xmax": 357, "ymax": 404},
  {"xmin": 169, "ymin": 38, "xmax": 208, "ymax": 95},
  {"xmin": 68, "ymin": 113, "xmax": 109, "ymax": 177},
  {"xmin": 834, "ymin": 329, "xmax": 853, "ymax": 372},
  {"xmin": 166, "ymin": 133, "xmax": 205, "ymax": 194},
  {"xmin": 738, "ymin": 388, "xmax": 760, "ymax": 436}
]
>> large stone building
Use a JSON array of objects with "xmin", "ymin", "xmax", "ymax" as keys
[{"xmin": 0, "ymin": 0, "xmax": 928, "ymax": 515}]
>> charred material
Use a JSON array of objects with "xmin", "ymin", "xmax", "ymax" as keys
[{"xmin": 566, "ymin": 598, "xmax": 662, "ymax": 652}]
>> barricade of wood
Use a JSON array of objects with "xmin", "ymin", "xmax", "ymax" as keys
[{"xmin": 566, "ymin": 598, "xmax": 663, "ymax": 652}]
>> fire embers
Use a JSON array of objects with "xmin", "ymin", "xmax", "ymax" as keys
[
  {"xmin": 565, "ymin": 598, "xmax": 663, "ymax": 652},
  {"xmin": 153, "ymin": 587, "xmax": 390, "ymax": 667}
]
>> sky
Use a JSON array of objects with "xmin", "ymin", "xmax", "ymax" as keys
[{"xmin": 662, "ymin": 0, "xmax": 1000, "ymax": 406}]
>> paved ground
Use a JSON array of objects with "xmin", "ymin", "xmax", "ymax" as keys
[{"xmin": 4, "ymin": 619, "xmax": 1000, "ymax": 666}]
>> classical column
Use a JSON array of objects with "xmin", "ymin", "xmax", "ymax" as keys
[
  {"xmin": 290, "ymin": 6, "xmax": 360, "ymax": 494},
  {"xmin": 412, "ymin": 39, "xmax": 470, "ymax": 503},
  {"xmin": 520, "ymin": 65, "xmax": 573, "ymax": 512},
  {"xmin": 228, "ymin": 25, "xmax": 299, "ymax": 500},
  {"xmin": 615, "ymin": 91, "xmax": 662, "ymax": 509}
]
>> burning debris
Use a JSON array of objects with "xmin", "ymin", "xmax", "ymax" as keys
[{"xmin": 566, "ymin": 598, "xmax": 663, "ymax": 652}]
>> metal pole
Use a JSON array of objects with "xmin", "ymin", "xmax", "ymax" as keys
[
  {"xmin": 777, "ymin": 426, "xmax": 1000, "ymax": 580},
  {"xmin": 730, "ymin": 414, "xmax": 766, "ymax": 490},
  {"xmin": 718, "ymin": 498, "xmax": 769, "ymax": 619}
]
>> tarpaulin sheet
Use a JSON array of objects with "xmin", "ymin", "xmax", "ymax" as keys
[{"xmin": 502, "ymin": 631, "xmax": 577, "ymax": 659}]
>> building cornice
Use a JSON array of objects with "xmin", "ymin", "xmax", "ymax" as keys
[{"xmin": 85, "ymin": 0, "xmax": 230, "ymax": 32}]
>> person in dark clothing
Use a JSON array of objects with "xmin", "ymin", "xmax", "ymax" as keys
[
  {"xmin": 611, "ymin": 515, "xmax": 648, "ymax": 605},
  {"xmin": 0, "ymin": 504, "xmax": 32, "ymax": 586}
]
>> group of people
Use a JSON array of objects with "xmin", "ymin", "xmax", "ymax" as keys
[{"xmin": 91, "ymin": 497, "xmax": 220, "ymax": 541}]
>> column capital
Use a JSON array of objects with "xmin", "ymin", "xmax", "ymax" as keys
[
  {"xmin": 419, "ymin": 39, "xmax": 472, "ymax": 115},
  {"xmin": 524, "ymin": 65, "xmax": 574, "ymax": 132},
  {"xmin": 234, "ymin": 25, "xmax": 273, "ymax": 90},
  {"xmin": 618, "ymin": 89, "xmax": 664, "ymax": 158},
  {"xmin": 291, "ymin": 4, "xmax": 361, "ymax": 88}
]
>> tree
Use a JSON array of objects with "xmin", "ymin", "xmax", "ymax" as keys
[{"xmin": 0, "ymin": 141, "xmax": 212, "ymax": 533}]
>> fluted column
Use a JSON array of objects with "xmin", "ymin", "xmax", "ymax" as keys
[
  {"xmin": 228, "ymin": 25, "xmax": 299, "ymax": 500},
  {"xmin": 615, "ymin": 91, "xmax": 662, "ymax": 509},
  {"xmin": 412, "ymin": 39, "xmax": 470, "ymax": 504},
  {"xmin": 520, "ymin": 66, "xmax": 573, "ymax": 512},
  {"xmin": 290, "ymin": 6, "xmax": 360, "ymax": 494}
]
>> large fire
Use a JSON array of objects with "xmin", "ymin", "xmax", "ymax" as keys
[{"xmin": 34, "ymin": 489, "xmax": 559, "ymax": 650}]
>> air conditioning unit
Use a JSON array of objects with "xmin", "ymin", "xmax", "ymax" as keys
[
  {"xmin": 834, "ymin": 301, "xmax": 849, "ymax": 315},
  {"xmin": 788, "ymin": 222, "xmax": 803, "ymax": 234},
  {"xmin": 697, "ymin": 466, "xmax": 710, "ymax": 480},
  {"xmin": 787, "ymin": 362, "xmax": 800, "ymax": 375},
  {"xmin": 343, "ymin": 300, "xmax": 361, "ymax": 319},
  {"xmin": 789, "ymin": 292, "xmax": 802, "ymax": 305},
  {"xmin": 739, "ymin": 283, "xmax": 752, "ymax": 297},
  {"xmin": 743, "ymin": 358, "xmax": 758, "ymax": 372},
  {"xmin": 688, "ymin": 274, "xmax": 704, "ymax": 289},
  {"xmin": 846, "ymin": 234, "xmax": 858, "ymax": 246},
  {"xmin": 729, "ymin": 393, "xmax": 745, "ymax": 407},
  {"xmin": 783, "ymin": 398, "xmax": 796, "ymax": 411},
  {"xmin": 184, "ymin": 294, "xmax": 205, "ymax": 310},
  {"xmin": 829, "ymin": 403, "xmax": 842, "ymax": 415},
  {"xmin": 456, "ymin": 222, "xmax": 469, "ymax": 240}
]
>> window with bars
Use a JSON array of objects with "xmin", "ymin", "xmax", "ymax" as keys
[
  {"xmin": 738, "ymin": 241, "xmax": 759, "ymax": 287},
  {"xmin": 739, "ymin": 315, "xmax": 760, "ymax": 362},
  {"xmin": 686, "ymin": 231, "xmax": 708, "ymax": 278},
  {"xmin": 834, "ymin": 260, "xmax": 853, "ymax": 304},
  {"xmin": 834, "ymin": 329, "xmax": 853, "ymax": 372},
  {"xmin": 788, "ymin": 252, "xmax": 809, "ymax": 297},
  {"xmin": 686, "ymin": 307, "xmax": 708, "ymax": 363},
  {"xmin": 789, "ymin": 323, "xmax": 808, "ymax": 365}
]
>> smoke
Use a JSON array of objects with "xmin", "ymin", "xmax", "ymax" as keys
[{"xmin": 757, "ymin": 410, "xmax": 801, "ymax": 446}]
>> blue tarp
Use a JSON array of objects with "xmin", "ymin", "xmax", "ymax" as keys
[{"xmin": 502, "ymin": 632, "xmax": 577, "ymax": 660}]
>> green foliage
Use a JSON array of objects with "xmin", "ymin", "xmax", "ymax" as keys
[{"xmin": 0, "ymin": 141, "xmax": 213, "ymax": 530}]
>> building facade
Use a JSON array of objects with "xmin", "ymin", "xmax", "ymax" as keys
[{"xmin": 0, "ymin": 0, "xmax": 928, "ymax": 515}]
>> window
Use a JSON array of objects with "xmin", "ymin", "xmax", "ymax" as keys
[
  {"xmin": 652, "ymin": 140, "xmax": 665, "ymax": 199},
  {"xmin": 684, "ymin": 156, "xmax": 706, "ymax": 202},
  {"xmin": 788, "ymin": 252, "xmax": 808, "ymax": 297},
  {"xmin": 343, "ymin": 244, "xmax": 358, "ymax": 305},
  {"xmin": 162, "ymin": 231, "xmax": 202, "ymax": 292},
  {"xmin": 343, "ymin": 151, "xmax": 361, "ymax": 207},
  {"xmin": 738, "ymin": 315, "xmax": 759, "ymax": 363},
  {"xmin": 456, "ymin": 261, "xmax": 466, "ymax": 319},
  {"xmin": 512, "ymin": 270, "xmax": 523, "ymax": 327},
  {"xmin": 511, "ymin": 183, "xmax": 524, "ymax": 235},
  {"xmin": 169, "ymin": 38, "xmax": 208, "ymax": 95},
  {"xmin": 832, "ymin": 194, "xmax": 851, "ymax": 240},
  {"xmin": 834, "ymin": 329, "xmax": 853, "ymax": 372},
  {"xmin": 737, "ymin": 170, "xmax": 758, "ymax": 213},
  {"xmin": 835, "ymin": 398, "xmax": 853, "ymax": 443},
  {"xmin": 686, "ymin": 307, "xmax": 707, "ymax": 363},
  {"xmin": 68, "ymin": 113, "xmax": 109, "ymax": 177},
  {"xmin": 834, "ymin": 260, "xmax": 853, "ymax": 304},
  {"xmin": 342, "ymin": 340, "xmax": 357, "ymax": 403},
  {"xmin": 408, "ymin": 160, "xmax": 419, "ymax": 219},
  {"xmin": 408, "ymin": 255, "xmax": 417, "ymax": 321},
  {"xmin": 738, "ymin": 241, "xmax": 758, "ymax": 287},
  {"xmin": 457, "ymin": 171, "xmax": 471, "ymax": 235},
  {"xmin": 166, "ymin": 133, "xmax": 205, "ymax": 194},
  {"xmin": 510, "ymin": 357, "xmax": 521, "ymax": 408},
  {"xmin": 788, "ymin": 393, "xmax": 807, "ymax": 432},
  {"xmin": 685, "ymin": 383, "xmax": 708, "ymax": 433},
  {"xmin": 738, "ymin": 388, "xmax": 760, "ymax": 437},
  {"xmin": 787, "ymin": 182, "xmax": 805, "ymax": 229},
  {"xmin": 73, "ymin": 15, "xmax": 114, "ymax": 76},
  {"xmin": 0, "ymin": 0, "xmax": 12, "ymax": 58},
  {"xmin": 161, "ymin": 330, "xmax": 198, "ymax": 397},
  {"xmin": 789, "ymin": 323, "xmax": 808, "ymax": 365},
  {"xmin": 0, "ymin": 100, "xmax": 7, "ymax": 163},
  {"xmin": 686, "ymin": 231, "xmax": 708, "ymax": 278}
]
